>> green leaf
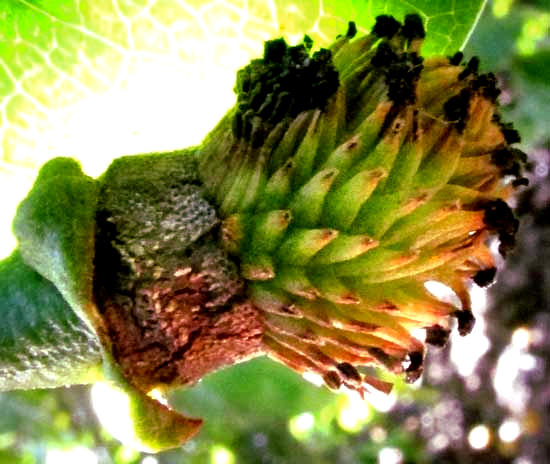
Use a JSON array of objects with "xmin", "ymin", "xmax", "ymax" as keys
[
  {"xmin": 463, "ymin": 6, "xmax": 524, "ymax": 70},
  {"xmin": 307, "ymin": 0, "xmax": 488, "ymax": 55},
  {"xmin": 465, "ymin": 5, "xmax": 550, "ymax": 146},
  {"xmin": 515, "ymin": 50, "xmax": 550, "ymax": 86},
  {"xmin": 507, "ymin": 50, "xmax": 550, "ymax": 145}
]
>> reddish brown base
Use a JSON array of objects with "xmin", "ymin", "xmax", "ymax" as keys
[
  {"xmin": 93, "ymin": 154, "xmax": 265, "ymax": 393},
  {"xmin": 101, "ymin": 290, "xmax": 264, "ymax": 391}
]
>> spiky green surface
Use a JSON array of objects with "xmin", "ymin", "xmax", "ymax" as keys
[{"xmin": 199, "ymin": 15, "xmax": 525, "ymax": 394}]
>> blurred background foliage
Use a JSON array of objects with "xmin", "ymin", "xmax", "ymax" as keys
[{"xmin": 0, "ymin": 0, "xmax": 549, "ymax": 463}]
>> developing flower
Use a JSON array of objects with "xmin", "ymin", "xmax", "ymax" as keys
[
  {"xmin": 5, "ymin": 13, "xmax": 527, "ymax": 451},
  {"xmin": 199, "ymin": 14, "xmax": 526, "ymax": 395}
]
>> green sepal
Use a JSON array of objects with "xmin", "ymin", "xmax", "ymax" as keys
[
  {"xmin": 401, "ymin": 210, "xmax": 484, "ymax": 250},
  {"xmin": 99, "ymin": 354, "xmax": 202, "ymax": 453},
  {"xmin": 315, "ymin": 88, "xmax": 346, "ymax": 166},
  {"xmin": 238, "ymin": 151, "xmax": 268, "ymax": 212},
  {"xmin": 320, "ymin": 134, "xmax": 364, "ymax": 174},
  {"xmin": 334, "ymin": 36, "xmax": 377, "ymax": 76},
  {"xmin": 0, "ymin": 250, "xmax": 102, "ymax": 391},
  {"xmin": 345, "ymin": 101, "xmax": 392, "ymax": 163},
  {"xmin": 383, "ymin": 141, "xmax": 424, "ymax": 192},
  {"xmin": 382, "ymin": 201, "xmax": 458, "ymax": 246},
  {"xmin": 354, "ymin": 245, "xmax": 469, "ymax": 284},
  {"xmin": 348, "ymin": 74, "xmax": 387, "ymax": 128},
  {"xmin": 220, "ymin": 147, "xmax": 255, "ymax": 215},
  {"xmin": 12, "ymin": 157, "xmax": 101, "ymax": 331}
]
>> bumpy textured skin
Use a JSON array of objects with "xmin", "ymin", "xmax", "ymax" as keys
[
  {"xmin": 94, "ymin": 150, "xmax": 262, "ymax": 391},
  {"xmin": 199, "ymin": 15, "xmax": 525, "ymax": 394},
  {"xmin": 97, "ymin": 151, "xmax": 218, "ymax": 248},
  {"xmin": 0, "ymin": 251, "xmax": 101, "ymax": 390}
]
